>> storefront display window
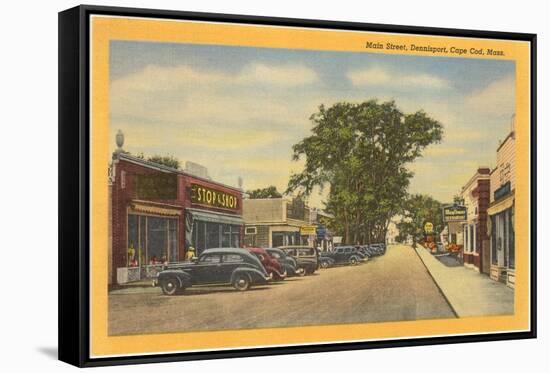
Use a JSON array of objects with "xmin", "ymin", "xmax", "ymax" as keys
[
  {"xmin": 503, "ymin": 210, "xmax": 509, "ymax": 267},
  {"xmin": 127, "ymin": 215, "xmax": 139, "ymax": 267},
  {"xmin": 496, "ymin": 216, "xmax": 498, "ymax": 265},
  {"xmin": 509, "ymin": 207, "xmax": 515, "ymax": 269},
  {"xmin": 206, "ymin": 222, "xmax": 220, "ymax": 250},
  {"xmin": 127, "ymin": 214, "xmax": 178, "ymax": 266},
  {"xmin": 192, "ymin": 220, "xmax": 242, "ymax": 254},
  {"xmin": 272, "ymin": 231, "xmax": 300, "ymax": 247},
  {"xmin": 468, "ymin": 225, "xmax": 476, "ymax": 252}
]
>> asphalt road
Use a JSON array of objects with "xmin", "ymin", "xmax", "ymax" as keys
[{"xmin": 108, "ymin": 244, "xmax": 455, "ymax": 336}]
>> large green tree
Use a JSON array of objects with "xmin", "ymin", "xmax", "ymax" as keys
[
  {"xmin": 396, "ymin": 194, "xmax": 444, "ymax": 247},
  {"xmin": 287, "ymin": 100, "xmax": 443, "ymax": 244}
]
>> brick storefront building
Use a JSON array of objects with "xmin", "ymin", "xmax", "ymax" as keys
[
  {"xmin": 460, "ymin": 168, "xmax": 491, "ymax": 274},
  {"xmin": 109, "ymin": 151, "xmax": 243, "ymax": 284}
]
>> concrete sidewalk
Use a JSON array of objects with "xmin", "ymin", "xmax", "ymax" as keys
[{"xmin": 414, "ymin": 246, "xmax": 514, "ymax": 317}]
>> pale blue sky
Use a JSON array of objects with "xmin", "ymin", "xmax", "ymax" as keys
[{"xmin": 109, "ymin": 41, "xmax": 516, "ymax": 206}]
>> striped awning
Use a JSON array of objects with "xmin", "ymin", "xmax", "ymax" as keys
[
  {"xmin": 487, "ymin": 195, "xmax": 514, "ymax": 215},
  {"xmin": 130, "ymin": 201, "xmax": 182, "ymax": 216},
  {"xmin": 187, "ymin": 208, "xmax": 243, "ymax": 225}
]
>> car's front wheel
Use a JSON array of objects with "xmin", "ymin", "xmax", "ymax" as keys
[
  {"xmin": 350, "ymin": 257, "xmax": 358, "ymax": 266},
  {"xmin": 161, "ymin": 278, "xmax": 181, "ymax": 296},
  {"xmin": 320, "ymin": 260, "xmax": 330, "ymax": 269},
  {"xmin": 233, "ymin": 274, "xmax": 251, "ymax": 291}
]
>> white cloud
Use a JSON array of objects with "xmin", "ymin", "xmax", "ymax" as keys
[
  {"xmin": 346, "ymin": 67, "xmax": 391, "ymax": 86},
  {"xmin": 110, "ymin": 63, "xmax": 320, "ymax": 129},
  {"xmin": 112, "ymin": 62, "xmax": 318, "ymax": 94},
  {"xmin": 347, "ymin": 67, "xmax": 450, "ymax": 89},
  {"xmin": 239, "ymin": 63, "xmax": 319, "ymax": 86},
  {"xmin": 464, "ymin": 75, "xmax": 515, "ymax": 116}
]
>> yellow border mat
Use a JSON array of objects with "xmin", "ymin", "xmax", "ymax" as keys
[{"xmin": 90, "ymin": 15, "xmax": 531, "ymax": 358}]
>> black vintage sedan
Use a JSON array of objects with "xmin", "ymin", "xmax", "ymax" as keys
[
  {"xmin": 156, "ymin": 248, "xmax": 271, "ymax": 295},
  {"xmin": 321, "ymin": 246, "xmax": 365, "ymax": 266}
]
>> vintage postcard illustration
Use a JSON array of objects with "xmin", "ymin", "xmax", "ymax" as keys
[{"xmin": 85, "ymin": 14, "xmax": 533, "ymax": 359}]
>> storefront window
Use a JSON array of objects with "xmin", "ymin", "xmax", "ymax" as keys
[
  {"xmin": 222, "ymin": 224, "xmax": 231, "ymax": 247},
  {"xmin": 503, "ymin": 210, "xmax": 509, "ymax": 267},
  {"xmin": 194, "ymin": 220, "xmax": 206, "ymax": 253},
  {"xmin": 169, "ymin": 219, "xmax": 177, "ymax": 263},
  {"xmin": 192, "ymin": 220, "xmax": 243, "ymax": 254},
  {"xmin": 148, "ymin": 217, "xmax": 167, "ymax": 264},
  {"xmin": 127, "ymin": 214, "xmax": 179, "ymax": 267},
  {"xmin": 206, "ymin": 222, "xmax": 220, "ymax": 250},
  {"xmin": 509, "ymin": 207, "xmax": 515, "ymax": 269},
  {"xmin": 127, "ymin": 215, "xmax": 139, "ymax": 267},
  {"xmin": 232, "ymin": 229, "xmax": 240, "ymax": 248},
  {"xmin": 272, "ymin": 231, "xmax": 300, "ymax": 247},
  {"xmin": 496, "ymin": 216, "xmax": 498, "ymax": 265},
  {"xmin": 469, "ymin": 225, "xmax": 474, "ymax": 253}
]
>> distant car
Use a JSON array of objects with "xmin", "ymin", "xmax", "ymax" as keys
[
  {"xmin": 264, "ymin": 247, "xmax": 301, "ymax": 277},
  {"xmin": 246, "ymin": 247, "xmax": 287, "ymax": 280},
  {"xmin": 321, "ymin": 246, "xmax": 364, "ymax": 265},
  {"xmin": 368, "ymin": 243, "xmax": 387, "ymax": 256},
  {"xmin": 156, "ymin": 248, "xmax": 271, "ymax": 295},
  {"xmin": 355, "ymin": 246, "xmax": 370, "ymax": 257},
  {"xmin": 278, "ymin": 246, "xmax": 319, "ymax": 275}
]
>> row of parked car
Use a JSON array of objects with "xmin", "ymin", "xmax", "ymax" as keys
[{"xmin": 156, "ymin": 243, "xmax": 387, "ymax": 296}]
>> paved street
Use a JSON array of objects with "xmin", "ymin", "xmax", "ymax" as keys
[{"xmin": 109, "ymin": 245, "xmax": 455, "ymax": 336}]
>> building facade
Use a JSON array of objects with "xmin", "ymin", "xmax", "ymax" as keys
[
  {"xmin": 488, "ymin": 124, "xmax": 516, "ymax": 288},
  {"xmin": 110, "ymin": 151, "xmax": 243, "ymax": 284},
  {"xmin": 460, "ymin": 168, "xmax": 491, "ymax": 274},
  {"xmin": 242, "ymin": 198, "xmax": 315, "ymax": 248}
]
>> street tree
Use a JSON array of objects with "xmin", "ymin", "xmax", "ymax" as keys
[
  {"xmin": 146, "ymin": 154, "xmax": 181, "ymax": 170},
  {"xmin": 396, "ymin": 194, "xmax": 444, "ymax": 247},
  {"xmin": 247, "ymin": 186, "xmax": 283, "ymax": 199},
  {"xmin": 287, "ymin": 100, "xmax": 443, "ymax": 244}
]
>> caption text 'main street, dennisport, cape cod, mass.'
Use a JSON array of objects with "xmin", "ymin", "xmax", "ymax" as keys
[{"xmin": 365, "ymin": 41, "xmax": 505, "ymax": 56}]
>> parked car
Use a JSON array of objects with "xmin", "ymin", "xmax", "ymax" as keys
[
  {"xmin": 368, "ymin": 243, "xmax": 387, "ymax": 256},
  {"xmin": 156, "ymin": 248, "xmax": 271, "ymax": 295},
  {"xmin": 355, "ymin": 245, "xmax": 370, "ymax": 257},
  {"xmin": 318, "ymin": 255, "xmax": 336, "ymax": 269},
  {"xmin": 246, "ymin": 247, "xmax": 287, "ymax": 281},
  {"xmin": 321, "ymin": 246, "xmax": 364, "ymax": 265},
  {"xmin": 278, "ymin": 246, "xmax": 319, "ymax": 275},
  {"xmin": 264, "ymin": 247, "xmax": 301, "ymax": 277}
]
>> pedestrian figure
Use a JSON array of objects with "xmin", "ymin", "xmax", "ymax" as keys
[{"xmin": 186, "ymin": 246, "xmax": 196, "ymax": 261}]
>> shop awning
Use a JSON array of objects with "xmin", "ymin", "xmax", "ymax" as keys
[
  {"xmin": 187, "ymin": 208, "xmax": 244, "ymax": 226},
  {"xmin": 130, "ymin": 201, "xmax": 182, "ymax": 216},
  {"xmin": 487, "ymin": 195, "xmax": 514, "ymax": 215}
]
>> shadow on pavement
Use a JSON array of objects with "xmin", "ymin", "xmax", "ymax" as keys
[
  {"xmin": 434, "ymin": 253, "xmax": 463, "ymax": 267},
  {"xmin": 36, "ymin": 346, "xmax": 58, "ymax": 360},
  {"xmin": 180, "ymin": 286, "xmax": 271, "ymax": 297}
]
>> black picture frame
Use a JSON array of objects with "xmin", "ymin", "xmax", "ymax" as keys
[{"xmin": 58, "ymin": 4, "xmax": 537, "ymax": 367}]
